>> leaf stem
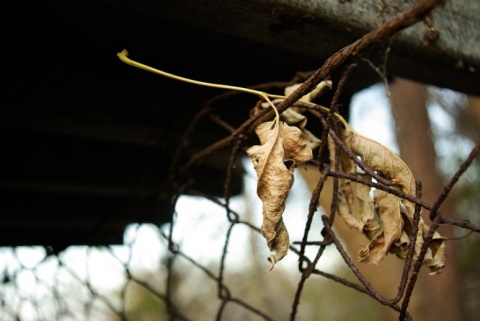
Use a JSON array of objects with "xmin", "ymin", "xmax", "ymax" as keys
[{"xmin": 117, "ymin": 49, "xmax": 283, "ymax": 122}]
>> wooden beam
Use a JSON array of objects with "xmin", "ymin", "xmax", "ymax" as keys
[{"xmin": 102, "ymin": 0, "xmax": 480, "ymax": 95}]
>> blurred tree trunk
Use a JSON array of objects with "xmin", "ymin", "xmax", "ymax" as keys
[
  {"xmin": 389, "ymin": 78, "xmax": 464, "ymax": 321},
  {"xmin": 467, "ymin": 95, "xmax": 480, "ymax": 140}
]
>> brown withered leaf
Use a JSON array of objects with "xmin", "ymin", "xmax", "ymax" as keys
[
  {"xmin": 358, "ymin": 189, "xmax": 403, "ymax": 264},
  {"xmin": 330, "ymin": 127, "xmax": 446, "ymax": 274},
  {"xmin": 247, "ymin": 120, "xmax": 312, "ymax": 268},
  {"xmin": 342, "ymin": 129, "xmax": 416, "ymax": 214},
  {"xmin": 281, "ymin": 108, "xmax": 321, "ymax": 150},
  {"xmin": 393, "ymin": 212, "xmax": 446, "ymax": 275},
  {"xmin": 328, "ymin": 136, "xmax": 379, "ymax": 236},
  {"xmin": 250, "ymin": 106, "xmax": 321, "ymax": 151},
  {"xmin": 284, "ymin": 81, "xmax": 333, "ymax": 102},
  {"xmin": 250, "ymin": 81, "xmax": 329, "ymax": 151}
]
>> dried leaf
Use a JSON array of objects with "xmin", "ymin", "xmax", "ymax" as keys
[
  {"xmin": 282, "ymin": 109, "xmax": 322, "ymax": 150},
  {"xmin": 342, "ymin": 129, "xmax": 416, "ymax": 212},
  {"xmin": 247, "ymin": 120, "xmax": 312, "ymax": 267},
  {"xmin": 250, "ymin": 106, "xmax": 321, "ymax": 151},
  {"xmin": 423, "ymin": 234, "xmax": 446, "ymax": 275},
  {"xmin": 328, "ymin": 136, "xmax": 379, "ymax": 235},
  {"xmin": 358, "ymin": 189, "xmax": 403, "ymax": 264},
  {"xmin": 284, "ymin": 81, "xmax": 333, "ymax": 102},
  {"xmin": 330, "ymin": 127, "xmax": 446, "ymax": 274},
  {"xmin": 250, "ymin": 81, "xmax": 327, "ymax": 151}
]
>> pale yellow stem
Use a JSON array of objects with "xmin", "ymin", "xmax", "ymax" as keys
[
  {"xmin": 117, "ymin": 49, "xmax": 352, "ymax": 130},
  {"xmin": 118, "ymin": 49, "xmax": 284, "ymax": 121}
]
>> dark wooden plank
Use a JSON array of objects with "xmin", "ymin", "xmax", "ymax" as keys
[{"xmin": 100, "ymin": 0, "xmax": 480, "ymax": 95}]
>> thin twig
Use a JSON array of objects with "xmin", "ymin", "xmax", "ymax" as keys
[
  {"xmin": 432, "ymin": 141, "xmax": 480, "ymax": 220},
  {"xmin": 291, "ymin": 166, "xmax": 331, "ymax": 321},
  {"xmin": 399, "ymin": 216, "xmax": 441, "ymax": 320}
]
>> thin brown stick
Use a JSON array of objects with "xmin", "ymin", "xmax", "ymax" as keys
[{"xmin": 433, "ymin": 141, "xmax": 480, "ymax": 220}]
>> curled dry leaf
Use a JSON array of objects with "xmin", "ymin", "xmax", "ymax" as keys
[
  {"xmin": 246, "ymin": 81, "xmax": 326, "ymax": 268},
  {"xmin": 358, "ymin": 189, "xmax": 403, "ymax": 265},
  {"xmin": 283, "ymin": 80, "xmax": 333, "ymax": 102},
  {"xmin": 247, "ymin": 120, "xmax": 313, "ymax": 268},
  {"xmin": 330, "ymin": 127, "xmax": 446, "ymax": 274},
  {"xmin": 250, "ymin": 81, "xmax": 330, "ymax": 151},
  {"xmin": 281, "ymin": 108, "xmax": 321, "ymax": 150},
  {"xmin": 328, "ymin": 136, "xmax": 379, "ymax": 237},
  {"xmin": 251, "ymin": 105, "xmax": 320, "ymax": 150}
]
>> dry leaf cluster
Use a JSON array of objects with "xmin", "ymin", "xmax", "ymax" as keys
[
  {"xmin": 331, "ymin": 127, "xmax": 445, "ymax": 275},
  {"xmin": 247, "ymin": 83, "xmax": 445, "ymax": 274},
  {"xmin": 247, "ymin": 83, "xmax": 327, "ymax": 268}
]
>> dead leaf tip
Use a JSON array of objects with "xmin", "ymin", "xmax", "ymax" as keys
[{"xmin": 267, "ymin": 255, "xmax": 277, "ymax": 272}]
